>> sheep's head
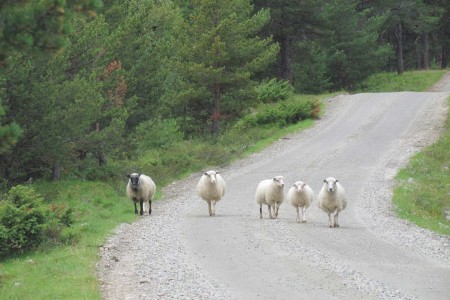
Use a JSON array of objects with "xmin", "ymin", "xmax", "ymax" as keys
[
  {"xmin": 204, "ymin": 170, "xmax": 218, "ymax": 184},
  {"xmin": 272, "ymin": 176, "xmax": 285, "ymax": 188},
  {"xmin": 293, "ymin": 181, "xmax": 307, "ymax": 192},
  {"xmin": 323, "ymin": 177, "xmax": 338, "ymax": 192},
  {"xmin": 127, "ymin": 173, "xmax": 141, "ymax": 191}
]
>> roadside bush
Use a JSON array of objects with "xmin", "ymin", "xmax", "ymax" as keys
[
  {"xmin": 0, "ymin": 185, "xmax": 73, "ymax": 258},
  {"xmin": 234, "ymin": 97, "xmax": 320, "ymax": 130},
  {"xmin": 255, "ymin": 78, "xmax": 294, "ymax": 103}
]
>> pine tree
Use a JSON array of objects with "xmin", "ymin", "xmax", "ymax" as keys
[
  {"xmin": 0, "ymin": 0, "xmax": 103, "ymax": 171},
  {"xmin": 173, "ymin": 0, "xmax": 279, "ymax": 137}
]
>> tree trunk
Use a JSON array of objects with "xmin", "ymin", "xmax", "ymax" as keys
[
  {"xmin": 415, "ymin": 39, "xmax": 422, "ymax": 69},
  {"xmin": 394, "ymin": 23, "xmax": 404, "ymax": 75},
  {"xmin": 442, "ymin": 44, "xmax": 448, "ymax": 69},
  {"xmin": 279, "ymin": 35, "xmax": 293, "ymax": 82},
  {"xmin": 96, "ymin": 122, "xmax": 107, "ymax": 166},
  {"xmin": 211, "ymin": 84, "xmax": 221, "ymax": 138},
  {"xmin": 52, "ymin": 163, "xmax": 61, "ymax": 181},
  {"xmin": 422, "ymin": 32, "xmax": 429, "ymax": 70}
]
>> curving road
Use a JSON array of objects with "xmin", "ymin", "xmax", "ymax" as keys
[{"xmin": 98, "ymin": 83, "xmax": 450, "ymax": 299}]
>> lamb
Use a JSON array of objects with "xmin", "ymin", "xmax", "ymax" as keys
[
  {"xmin": 255, "ymin": 176, "xmax": 285, "ymax": 219},
  {"xmin": 126, "ymin": 173, "xmax": 156, "ymax": 215},
  {"xmin": 287, "ymin": 181, "xmax": 314, "ymax": 223},
  {"xmin": 196, "ymin": 170, "xmax": 226, "ymax": 216},
  {"xmin": 317, "ymin": 177, "xmax": 347, "ymax": 228}
]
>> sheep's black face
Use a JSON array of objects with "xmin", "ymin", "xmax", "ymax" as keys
[{"xmin": 128, "ymin": 174, "xmax": 141, "ymax": 191}]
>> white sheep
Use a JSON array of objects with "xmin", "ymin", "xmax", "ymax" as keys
[
  {"xmin": 287, "ymin": 181, "xmax": 314, "ymax": 223},
  {"xmin": 255, "ymin": 176, "xmax": 285, "ymax": 219},
  {"xmin": 126, "ymin": 173, "xmax": 156, "ymax": 215},
  {"xmin": 317, "ymin": 177, "xmax": 347, "ymax": 228},
  {"xmin": 196, "ymin": 170, "xmax": 226, "ymax": 216}
]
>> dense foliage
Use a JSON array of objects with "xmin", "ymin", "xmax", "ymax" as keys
[
  {"xmin": 0, "ymin": 0, "xmax": 449, "ymax": 185},
  {"xmin": 0, "ymin": 185, "xmax": 73, "ymax": 258}
]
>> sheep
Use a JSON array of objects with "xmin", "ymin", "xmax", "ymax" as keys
[
  {"xmin": 317, "ymin": 177, "xmax": 347, "ymax": 228},
  {"xmin": 255, "ymin": 176, "xmax": 285, "ymax": 219},
  {"xmin": 287, "ymin": 181, "xmax": 314, "ymax": 223},
  {"xmin": 196, "ymin": 170, "xmax": 226, "ymax": 216},
  {"xmin": 126, "ymin": 173, "xmax": 156, "ymax": 216}
]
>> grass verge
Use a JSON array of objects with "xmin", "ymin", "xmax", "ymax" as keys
[
  {"xmin": 0, "ymin": 181, "xmax": 135, "ymax": 299},
  {"xmin": 358, "ymin": 69, "xmax": 447, "ymax": 92},
  {"xmin": 392, "ymin": 97, "xmax": 450, "ymax": 235}
]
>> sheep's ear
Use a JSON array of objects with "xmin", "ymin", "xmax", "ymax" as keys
[
  {"xmin": 323, "ymin": 179, "xmax": 327, "ymax": 183},
  {"xmin": 273, "ymin": 177, "xmax": 277, "ymax": 181},
  {"xmin": 303, "ymin": 183, "xmax": 307, "ymax": 187},
  {"xmin": 127, "ymin": 174, "xmax": 131, "ymax": 178},
  {"xmin": 336, "ymin": 179, "xmax": 339, "ymax": 182},
  {"xmin": 204, "ymin": 172, "xmax": 208, "ymax": 176},
  {"xmin": 216, "ymin": 171, "xmax": 220, "ymax": 174}
]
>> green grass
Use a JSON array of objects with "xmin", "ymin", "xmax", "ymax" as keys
[
  {"xmin": 358, "ymin": 69, "xmax": 447, "ymax": 92},
  {"xmin": 0, "ymin": 180, "xmax": 135, "ymax": 299},
  {"xmin": 393, "ymin": 97, "xmax": 450, "ymax": 235}
]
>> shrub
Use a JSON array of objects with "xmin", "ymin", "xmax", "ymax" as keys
[
  {"xmin": 0, "ymin": 185, "xmax": 72, "ymax": 258},
  {"xmin": 255, "ymin": 78, "xmax": 294, "ymax": 103},
  {"xmin": 234, "ymin": 97, "xmax": 320, "ymax": 130}
]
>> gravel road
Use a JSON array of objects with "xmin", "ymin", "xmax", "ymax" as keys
[{"xmin": 98, "ymin": 75, "xmax": 450, "ymax": 300}]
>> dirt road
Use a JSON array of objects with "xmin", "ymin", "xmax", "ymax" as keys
[{"xmin": 98, "ymin": 79, "xmax": 450, "ymax": 299}]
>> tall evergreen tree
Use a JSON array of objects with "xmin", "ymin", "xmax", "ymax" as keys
[
  {"xmin": 1, "ymin": 13, "xmax": 129, "ymax": 182},
  {"xmin": 253, "ymin": 0, "xmax": 319, "ymax": 82},
  {"xmin": 173, "ymin": 0, "xmax": 279, "ymax": 137},
  {"xmin": 321, "ymin": 0, "xmax": 392, "ymax": 90},
  {"xmin": 365, "ymin": 0, "xmax": 442, "ymax": 74},
  {"xmin": 0, "ymin": 0, "xmax": 103, "ymax": 173}
]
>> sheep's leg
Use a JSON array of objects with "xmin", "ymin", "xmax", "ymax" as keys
[
  {"xmin": 296, "ymin": 206, "xmax": 300, "ymax": 223},
  {"xmin": 271, "ymin": 205, "xmax": 277, "ymax": 219},
  {"xmin": 149, "ymin": 199, "xmax": 152, "ymax": 215},
  {"xmin": 328, "ymin": 213, "xmax": 333, "ymax": 228},
  {"xmin": 211, "ymin": 200, "xmax": 216, "ymax": 216},
  {"xmin": 334, "ymin": 212, "xmax": 340, "ymax": 228},
  {"xmin": 139, "ymin": 200, "xmax": 144, "ymax": 216},
  {"xmin": 268, "ymin": 205, "xmax": 273, "ymax": 219},
  {"xmin": 259, "ymin": 204, "xmax": 263, "ymax": 219},
  {"xmin": 207, "ymin": 200, "xmax": 212, "ymax": 216},
  {"xmin": 134, "ymin": 201, "xmax": 138, "ymax": 215},
  {"xmin": 302, "ymin": 207, "xmax": 307, "ymax": 223},
  {"xmin": 274, "ymin": 204, "xmax": 279, "ymax": 218}
]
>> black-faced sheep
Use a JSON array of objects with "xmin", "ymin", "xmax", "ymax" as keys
[
  {"xmin": 317, "ymin": 177, "xmax": 347, "ymax": 228},
  {"xmin": 255, "ymin": 176, "xmax": 285, "ymax": 219},
  {"xmin": 196, "ymin": 170, "xmax": 226, "ymax": 216},
  {"xmin": 126, "ymin": 173, "xmax": 156, "ymax": 215},
  {"xmin": 287, "ymin": 181, "xmax": 314, "ymax": 223}
]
